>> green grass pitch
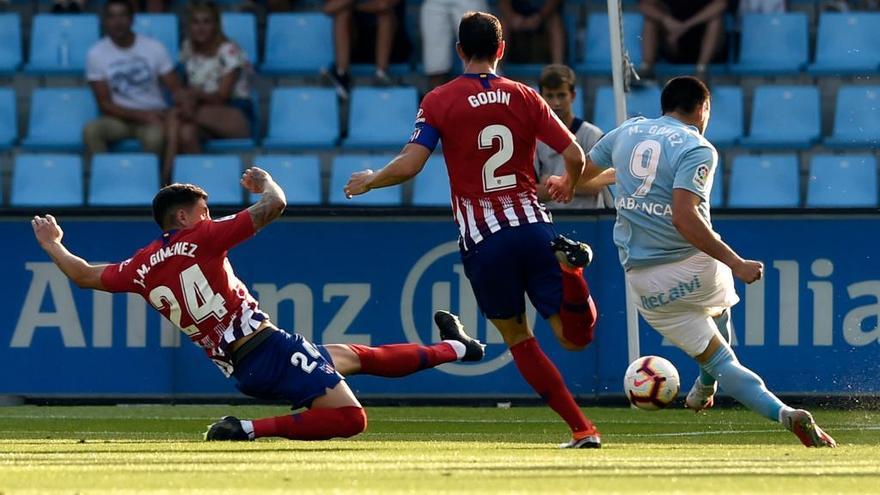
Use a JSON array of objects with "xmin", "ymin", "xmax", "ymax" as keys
[{"xmin": 0, "ymin": 405, "xmax": 878, "ymax": 494}]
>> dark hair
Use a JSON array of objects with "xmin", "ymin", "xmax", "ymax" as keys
[
  {"xmin": 539, "ymin": 64, "xmax": 577, "ymax": 93},
  {"xmin": 458, "ymin": 11, "xmax": 503, "ymax": 61},
  {"xmin": 103, "ymin": 0, "xmax": 134, "ymax": 18},
  {"xmin": 661, "ymin": 76, "xmax": 711, "ymax": 115},
  {"xmin": 152, "ymin": 184, "xmax": 208, "ymax": 229}
]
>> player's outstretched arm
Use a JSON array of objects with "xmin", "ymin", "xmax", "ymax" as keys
[
  {"xmin": 671, "ymin": 189, "xmax": 763, "ymax": 283},
  {"xmin": 344, "ymin": 144, "xmax": 430, "ymax": 198},
  {"xmin": 242, "ymin": 166, "xmax": 287, "ymax": 231},
  {"xmin": 32, "ymin": 215, "xmax": 109, "ymax": 290},
  {"xmin": 546, "ymin": 142, "xmax": 586, "ymax": 203}
]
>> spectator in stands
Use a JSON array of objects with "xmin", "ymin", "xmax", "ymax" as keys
[
  {"xmin": 421, "ymin": 0, "xmax": 488, "ymax": 89},
  {"xmin": 163, "ymin": 0, "xmax": 254, "ymax": 182},
  {"xmin": 737, "ymin": 0, "xmax": 785, "ymax": 13},
  {"xmin": 638, "ymin": 0, "xmax": 727, "ymax": 81},
  {"xmin": 498, "ymin": 0, "xmax": 565, "ymax": 65},
  {"xmin": 52, "ymin": 0, "xmax": 84, "ymax": 13},
  {"xmin": 323, "ymin": 0, "xmax": 410, "ymax": 97},
  {"xmin": 535, "ymin": 64, "xmax": 614, "ymax": 209},
  {"xmin": 83, "ymin": 0, "xmax": 180, "ymax": 162}
]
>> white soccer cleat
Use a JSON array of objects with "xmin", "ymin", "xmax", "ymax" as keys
[
  {"xmin": 685, "ymin": 378, "xmax": 717, "ymax": 412},
  {"xmin": 781, "ymin": 409, "xmax": 837, "ymax": 448}
]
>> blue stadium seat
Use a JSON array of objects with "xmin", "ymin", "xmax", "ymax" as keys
[
  {"xmin": 134, "ymin": 14, "xmax": 179, "ymax": 60},
  {"xmin": 172, "ymin": 155, "xmax": 243, "ymax": 205},
  {"xmin": 22, "ymin": 88, "xmax": 97, "ymax": 152},
  {"xmin": 808, "ymin": 13, "xmax": 880, "ymax": 75},
  {"xmin": 263, "ymin": 87, "xmax": 339, "ymax": 150},
  {"xmin": 261, "ymin": 13, "xmax": 333, "ymax": 74},
  {"xmin": 578, "ymin": 13, "xmax": 643, "ymax": 74},
  {"xmin": 0, "ymin": 14, "xmax": 22, "ymax": 74},
  {"xmin": 824, "ymin": 86, "xmax": 880, "ymax": 149},
  {"xmin": 728, "ymin": 155, "xmax": 800, "ymax": 208},
  {"xmin": 11, "ymin": 154, "xmax": 83, "ymax": 207},
  {"xmin": 204, "ymin": 92, "xmax": 261, "ymax": 152},
  {"xmin": 222, "ymin": 13, "xmax": 258, "ymax": 64},
  {"xmin": 592, "ymin": 86, "xmax": 661, "ymax": 134},
  {"xmin": 26, "ymin": 14, "xmax": 99, "ymax": 75},
  {"xmin": 249, "ymin": 155, "xmax": 322, "ymax": 205},
  {"xmin": 329, "ymin": 155, "xmax": 402, "ymax": 205},
  {"xmin": 729, "ymin": 13, "xmax": 808, "ymax": 75},
  {"xmin": 806, "ymin": 155, "xmax": 877, "ymax": 208},
  {"xmin": 412, "ymin": 155, "xmax": 451, "ymax": 207},
  {"xmin": 0, "ymin": 88, "xmax": 16, "ymax": 151},
  {"xmin": 710, "ymin": 160, "xmax": 724, "ymax": 208},
  {"xmin": 89, "ymin": 154, "xmax": 160, "ymax": 206},
  {"xmin": 740, "ymin": 86, "xmax": 819, "ymax": 149},
  {"xmin": 704, "ymin": 86, "xmax": 742, "ymax": 148},
  {"xmin": 344, "ymin": 87, "xmax": 418, "ymax": 149}
]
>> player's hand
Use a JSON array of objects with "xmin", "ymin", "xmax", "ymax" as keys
[
  {"xmin": 732, "ymin": 259, "xmax": 763, "ymax": 284},
  {"xmin": 344, "ymin": 169, "xmax": 375, "ymax": 199},
  {"xmin": 546, "ymin": 175, "xmax": 574, "ymax": 203},
  {"xmin": 32, "ymin": 214, "xmax": 63, "ymax": 247},
  {"xmin": 241, "ymin": 167, "xmax": 271, "ymax": 194}
]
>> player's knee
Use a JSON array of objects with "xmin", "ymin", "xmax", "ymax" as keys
[{"xmin": 337, "ymin": 406, "xmax": 367, "ymax": 438}]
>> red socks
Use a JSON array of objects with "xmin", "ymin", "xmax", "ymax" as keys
[
  {"xmin": 347, "ymin": 343, "xmax": 457, "ymax": 377},
  {"xmin": 510, "ymin": 337, "xmax": 595, "ymax": 435},
  {"xmin": 559, "ymin": 267, "xmax": 598, "ymax": 348},
  {"xmin": 253, "ymin": 406, "xmax": 367, "ymax": 440}
]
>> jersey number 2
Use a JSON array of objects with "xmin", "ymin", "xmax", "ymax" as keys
[
  {"xmin": 628, "ymin": 139, "xmax": 661, "ymax": 197},
  {"xmin": 148, "ymin": 264, "xmax": 229, "ymax": 336},
  {"xmin": 479, "ymin": 124, "xmax": 516, "ymax": 193}
]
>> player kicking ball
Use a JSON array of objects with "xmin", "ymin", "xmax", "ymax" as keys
[
  {"xmin": 583, "ymin": 76, "xmax": 836, "ymax": 448},
  {"xmin": 31, "ymin": 167, "xmax": 485, "ymax": 442},
  {"xmin": 345, "ymin": 12, "xmax": 602, "ymax": 449}
]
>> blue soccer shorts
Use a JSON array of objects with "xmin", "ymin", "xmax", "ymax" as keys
[
  {"xmin": 232, "ymin": 330, "xmax": 343, "ymax": 409},
  {"xmin": 460, "ymin": 222, "xmax": 562, "ymax": 320}
]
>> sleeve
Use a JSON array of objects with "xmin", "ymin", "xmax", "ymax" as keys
[
  {"xmin": 198, "ymin": 209, "xmax": 257, "ymax": 255},
  {"xmin": 672, "ymin": 146, "xmax": 717, "ymax": 202},
  {"xmin": 153, "ymin": 39, "xmax": 175, "ymax": 76},
  {"xmin": 85, "ymin": 45, "xmax": 104, "ymax": 81},
  {"xmin": 408, "ymin": 91, "xmax": 441, "ymax": 152},
  {"xmin": 587, "ymin": 128, "xmax": 617, "ymax": 169},
  {"xmin": 218, "ymin": 42, "xmax": 246, "ymax": 74},
  {"xmin": 531, "ymin": 89, "xmax": 576, "ymax": 154},
  {"xmin": 100, "ymin": 257, "xmax": 138, "ymax": 293}
]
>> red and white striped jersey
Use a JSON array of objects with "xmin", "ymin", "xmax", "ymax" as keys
[
  {"xmin": 101, "ymin": 210, "xmax": 266, "ymax": 377},
  {"xmin": 410, "ymin": 73, "xmax": 576, "ymax": 248}
]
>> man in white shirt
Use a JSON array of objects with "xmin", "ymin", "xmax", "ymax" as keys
[
  {"xmin": 535, "ymin": 64, "xmax": 615, "ymax": 209},
  {"xmin": 83, "ymin": 0, "xmax": 180, "ymax": 156}
]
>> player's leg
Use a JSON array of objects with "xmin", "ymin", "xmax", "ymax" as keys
[
  {"xmin": 319, "ymin": 312, "xmax": 485, "ymax": 377},
  {"xmin": 686, "ymin": 309, "xmax": 731, "ymax": 411},
  {"xmin": 548, "ymin": 234, "xmax": 598, "ymax": 350}
]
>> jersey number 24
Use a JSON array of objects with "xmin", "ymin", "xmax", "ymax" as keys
[{"xmin": 148, "ymin": 264, "xmax": 229, "ymax": 336}]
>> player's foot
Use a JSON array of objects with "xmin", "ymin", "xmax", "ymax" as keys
[
  {"xmin": 205, "ymin": 416, "xmax": 251, "ymax": 441},
  {"xmin": 559, "ymin": 426, "xmax": 602, "ymax": 449},
  {"xmin": 552, "ymin": 235, "xmax": 593, "ymax": 270},
  {"xmin": 434, "ymin": 310, "xmax": 485, "ymax": 362},
  {"xmin": 685, "ymin": 378, "xmax": 717, "ymax": 412},
  {"xmin": 781, "ymin": 409, "xmax": 837, "ymax": 448}
]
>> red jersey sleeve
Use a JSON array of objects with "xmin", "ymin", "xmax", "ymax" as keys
[
  {"xmin": 197, "ymin": 209, "xmax": 256, "ymax": 256},
  {"xmin": 530, "ymin": 88, "xmax": 576, "ymax": 154},
  {"xmin": 101, "ymin": 256, "xmax": 139, "ymax": 293}
]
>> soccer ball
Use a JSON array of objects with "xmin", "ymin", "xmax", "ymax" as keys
[{"xmin": 623, "ymin": 355, "xmax": 680, "ymax": 410}]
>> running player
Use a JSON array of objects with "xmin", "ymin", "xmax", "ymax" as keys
[
  {"xmin": 585, "ymin": 76, "xmax": 836, "ymax": 447},
  {"xmin": 31, "ymin": 167, "xmax": 485, "ymax": 441},
  {"xmin": 344, "ymin": 11, "xmax": 601, "ymax": 449}
]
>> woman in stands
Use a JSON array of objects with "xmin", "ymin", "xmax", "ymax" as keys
[{"xmin": 163, "ymin": 0, "xmax": 254, "ymax": 183}]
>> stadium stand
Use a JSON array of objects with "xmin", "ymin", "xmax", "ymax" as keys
[
  {"xmin": 133, "ymin": 13, "xmax": 179, "ymax": 60},
  {"xmin": 808, "ymin": 13, "xmax": 880, "ymax": 75},
  {"xmin": 578, "ymin": 13, "xmax": 643, "ymax": 75},
  {"xmin": 728, "ymin": 155, "xmax": 800, "ymax": 208},
  {"xmin": 261, "ymin": 13, "xmax": 333, "ymax": 75},
  {"xmin": 88, "ymin": 154, "xmax": 160, "ymax": 206},
  {"xmin": 249, "ymin": 155, "xmax": 322, "ymax": 205},
  {"xmin": 0, "ymin": 88, "xmax": 16, "ymax": 151},
  {"xmin": 172, "ymin": 155, "xmax": 243, "ymax": 205},
  {"xmin": 806, "ymin": 155, "xmax": 878, "ymax": 208},
  {"xmin": 22, "ymin": 88, "xmax": 97, "ymax": 152},
  {"xmin": 12, "ymin": 154, "xmax": 83, "ymax": 207},
  {"xmin": 711, "ymin": 159, "xmax": 723, "ymax": 208},
  {"xmin": 729, "ymin": 13, "xmax": 808, "ymax": 75},
  {"xmin": 0, "ymin": 13, "xmax": 22, "ymax": 74},
  {"xmin": 412, "ymin": 154, "xmax": 452, "ymax": 207},
  {"xmin": 740, "ymin": 86, "xmax": 820, "ymax": 149},
  {"xmin": 221, "ymin": 12, "xmax": 258, "ymax": 64},
  {"xmin": 262, "ymin": 87, "xmax": 339, "ymax": 150},
  {"xmin": 704, "ymin": 86, "xmax": 743, "ymax": 148},
  {"xmin": 825, "ymin": 86, "xmax": 880, "ymax": 149},
  {"xmin": 343, "ymin": 87, "xmax": 419, "ymax": 149},
  {"xmin": 329, "ymin": 155, "xmax": 403, "ymax": 206},
  {"xmin": 593, "ymin": 86, "xmax": 661, "ymax": 133},
  {"xmin": 25, "ymin": 14, "xmax": 99, "ymax": 75}
]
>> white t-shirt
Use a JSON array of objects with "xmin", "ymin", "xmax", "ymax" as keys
[
  {"xmin": 86, "ymin": 34, "xmax": 174, "ymax": 111},
  {"xmin": 536, "ymin": 118, "xmax": 610, "ymax": 209},
  {"xmin": 180, "ymin": 39, "xmax": 251, "ymax": 100}
]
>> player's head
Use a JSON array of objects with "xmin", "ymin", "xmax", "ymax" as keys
[
  {"xmin": 457, "ymin": 12, "xmax": 505, "ymax": 66},
  {"xmin": 103, "ymin": 0, "xmax": 134, "ymax": 42},
  {"xmin": 152, "ymin": 184, "xmax": 210, "ymax": 230},
  {"xmin": 539, "ymin": 64, "xmax": 578, "ymax": 121},
  {"xmin": 661, "ymin": 76, "xmax": 711, "ymax": 134}
]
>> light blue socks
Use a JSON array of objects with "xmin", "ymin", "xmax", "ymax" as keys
[
  {"xmin": 699, "ymin": 310, "xmax": 732, "ymax": 387},
  {"xmin": 699, "ymin": 342, "xmax": 786, "ymax": 423}
]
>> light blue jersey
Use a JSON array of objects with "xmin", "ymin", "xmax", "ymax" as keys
[{"xmin": 589, "ymin": 115, "xmax": 718, "ymax": 270}]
